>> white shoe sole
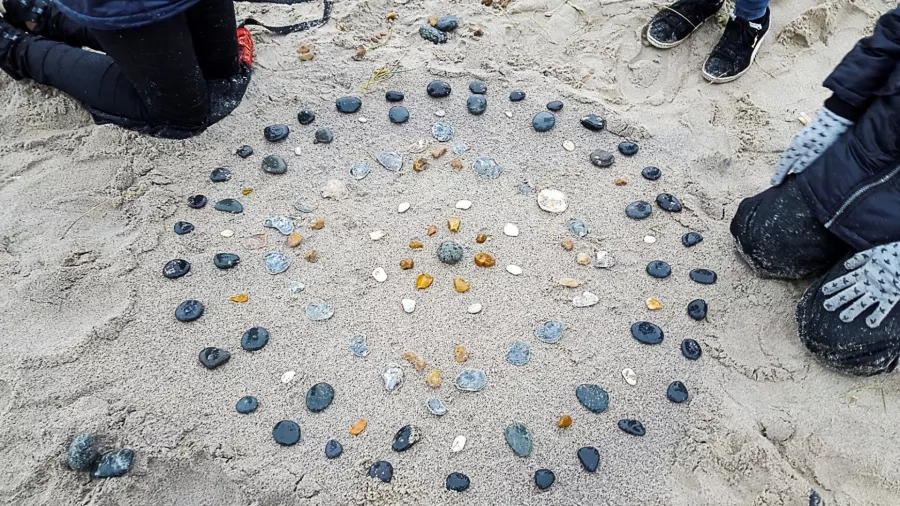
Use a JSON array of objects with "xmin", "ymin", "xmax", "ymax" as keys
[{"xmin": 702, "ymin": 29, "xmax": 768, "ymax": 83}]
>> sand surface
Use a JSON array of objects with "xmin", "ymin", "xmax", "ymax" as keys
[{"xmin": 1, "ymin": 0, "xmax": 899, "ymax": 504}]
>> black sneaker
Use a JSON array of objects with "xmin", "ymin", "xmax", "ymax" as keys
[
  {"xmin": 647, "ymin": 0, "xmax": 725, "ymax": 49},
  {"xmin": 702, "ymin": 9, "xmax": 770, "ymax": 83},
  {"xmin": 0, "ymin": 16, "xmax": 26, "ymax": 80}
]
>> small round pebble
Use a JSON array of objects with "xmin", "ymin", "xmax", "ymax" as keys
[
  {"xmin": 68, "ymin": 433, "xmax": 99, "ymax": 471},
  {"xmin": 534, "ymin": 320, "xmax": 563, "ymax": 343},
  {"xmin": 688, "ymin": 299, "xmax": 708, "ymax": 320},
  {"xmin": 262, "ymin": 155, "xmax": 287, "ymax": 174},
  {"xmin": 446, "ymin": 472, "xmax": 470, "ymax": 492},
  {"xmin": 241, "ymin": 327, "xmax": 270, "ymax": 351},
  {"xmin": 369, "ymin": 461, "xmax": 393, "ymax": 482},
  {"xmin": 427, "ymin": 397, "xmax": 448, "ymax": 416},
  {"xmin": 385, "ymin": 90, "xmax": 404, "ymax": 102},
  {"xmin": 473, "ymin": 156, "xmax": 503, "ymax": 179},
  {"xmin": 534, "ymin": 469, "xmax": 555, "ymax": 490},
  {"xmin": 618, "ymin": 419, "xmax": 646, "ymax": 436},
  {"xmin": 236, "ymin": 145, "xmax": 253, "ymax": 158},
  {"xmin": 656, "ymin": 193, "xmax": 683, "ymax": 212},
  {"xmin": 467, "ymin": 95, "xmax": 487, "ymax": 115},
  {"xmin": 420, "ymin": 24, "xmax": 448, "ymax": 43},
  {"xmin": 667, "ymin": 381, "xmax": 689, "ymax": 403},
  {"xmin": 391, "ymin": 424, "xmax": 422, "ymax": 452},
  {"xmin": 469, "ymin": 80, "xmax": 487, "ymax": 94},
  {"xmin": 175, "ymin": 300, "xmax": 204, "ymax": 322},
  {"xmin": 690, "ymin": 268, "xmax": 718, "ymax": 284},
  {"xmin": 437, "ymin": 241, "xmax": 464, "ymax": 265},
  {"xmin": 93, "ymin": 449, "xmax": 134, "ymax": 478},
  {"xmin": 210, "ymin": 167, "xmax": 231, "ymax": 182},
  {"xmin": 618, "ymin": 141, "xmax": 639, "ymax": 156},
  {"xmin": 264, "ymin": 124, "xmax": 289, "ymax": 142},
  {"xmin": 306, "ymin": 299, "xmax": 334, "ymax": 321},
  {"xmin": 625, "ymin": 201, "xmax": 652, "ymax": 220},
  {"xmin": 455, "ymin": 369, "xmax": 487, "ymax": 392},
  {"xmin": 272, "ymin": 420, "xmax": 301, "ymax": 446},
  {"xmin": 324, "ymin": 439, "xmax": 343, "ymax": 459},
  {"xmin": 509, "ymin": 90, "xmax": 526, "ymax": 101},
  {"xmin": 507, "ymin": 341, "xmax": 530, "ymax": 366},
  {"xmin": 335, "ymin": 96, "xmax": 362, "ymax": 113},
  {"xmin": 163, "ymin": 259, "xmax": 190, "ymax": 279},
  {"xmin": 589, "ymin": 149, "xmax": 614, "ymax": 167},
  {"xmin": 214, "ymin": 253, "xmax": 240, "ymax": 269},
  {"xmin": 389, "ymin": 106, "xmax": 409, "ymax": 124},
  {"xmin": 577, "ymin": 446, "xmax": 600, "ymax": 472},
  {"xmin": 646, "ymin": 260, "xmax": 672, "ymax": 279},
  {"xmin": 580, "ymin": 113, "xmax": 605, "ymax": 131},
  {"xmin": 641, "ymin": 166, "xmax": 662, "ymax": 181},
  {"xmin": 306, "ymin": 382, "xmax": 335, "ymax": 412},
  {"xmin": 546, "ymin": 100, "xmax": 563, "ymax": 111},
  {"xmin": 264, "ymin": 251, "xmax": 291, "ymax": 275},
  {"xmin": 236, "ymin": 396, "xmax": 258, "ymax": 414},
  {"xmin": 427, "ymin": 80, "xmax": 452, "ymax": 98},
  {"xmin": 314, "ymin": 128, "xmax": 334, "ymax": 144},
  {"xmin": 505, "ymin": 423, "xmax": 532, "ymax": 457},
  {"xmin": 682, "ymin": 232, "xmax": 703, "ymax": 247},
  {"xmin": 532, "ymin": 111, "xmax": 556, "ymax": 132},
  {"xmin": 214, "ymin": 198, "xmax": 243, "ymax": 214},
  {"xmin": 187, "ymin": 194, "xmax": 208, "ymax": 209},
  {"xmin": 631, "ymin": 321, "xmax": 664, "ymax": 345},
  {"xmin": 681, "ymin": 338, "xmax": 702, "ymax": 360},
  {"xmin": 198, "ymin": 347, "xmax": 230, "ymax": 369},
  {"xmin": 174, "ymin": 221, "xmax": 194, "ymax": 235},
  {"xmin": 432, "ymin": 123, "xmax": 454, "ymax": 142},
  {"xmin": 349, "ymin": 163, "xmax": 370, "ymax": 180},
  {"xmin": 568, "ymin": 219, "xmax": 588, "ymax": 237},
  {"xmin": 435, "ymin": 15, "xmax": 459, "ymax": 31},
  {"xmin": 297, "ymin": 109, "xmax": 316, "ymax": 125},
  {"xmin": 575, "ymin": 384, "xmax": 609, "ymax": 413}
]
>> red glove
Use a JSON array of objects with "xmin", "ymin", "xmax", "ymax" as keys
[{"xmin": 237, "ymin": 27, "xmax": 254, "ymax": 67}]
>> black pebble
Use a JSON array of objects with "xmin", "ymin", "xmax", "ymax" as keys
[
  {"xmin": 385, "ymin": 90, "xmax": 404, "ymax": 102},
  {"xmin": 809, "ymin": 491, "xmax": 823, "ymax": 506},
  {"xmin": 236, "ymin": 145, "xmax": 253, "ymax": 158},
  {"xmin": 618, "ymin": 141, "xmax": 639, "ymax": 156},
  {"xmin": 690, "ymin": 268, "xmax": 717, "ymax": 284},
  {"xmin": 446, "ymin": 472, "xmax": 470, "ymax": 492},
  {"xmin": 468, "ymin": 80, "xmax": 487, "ymax": 94},
  {"xmin": 241, "ymin": 327, "xmax": 270, "ymax": 352},
  {"xmin": 534, "ymin": 469, "xmax": 555, "ymax": 490},
  {"xmin": 306, "ymin": 382, "xmax": 335, "ymax": 412},
  {"xmin": 391, "ymin": 424, "xmax": 421, "ymax": 452},
  {"xmin": 656, "ymin": 193, "xmax": 683, "ymax": 212},
  {"xmin": 67, "ymin": 433, "xmax": 99, "ymax": 471},
  {"xmin": 575, "ymin": 383, "xmax": 609, "ymax": 413},
  {"xmin": 198, "ymin": 347, "xmax": 230, "ymax": 369},
  {"xmin": 420, "ymin": 24, "xmax": 448, "ymax": 44},
  {"xmin": 297, "ymin": 109, "xmax": 316, "ymax": 125},
  {"xmin": 272, "ymin": 420, "xmax": 301, "ymax": 446},
  {"xmin": 335, "ymin": 96, "xmax": 362, "ymax": 114},
  {"xmin": 262, "ymin": 155, "xmax": 287, "ymax": 174},
  {"xmin": 314, "ymin": 128, "xmax": 334, "ymax": 144},
  {"xmin": 509, "ymin": 90, "xmax": 526, "ymax": 102},
  {"xmin": 642, "ymin": 166, "xmax": 662, "ymax": 180},
  {"xmin": 532, "ymin": 111, "xmax": 555, "ymax": 132},
  {"xmin": 214, "ymin": 253, "xmax": 240, "ymax": 269},
  {"xmin": 435, "ymin": 15, "xmax": 459, "ymax": 32},
  {"xmin": 427, "ymin": 80, "xmax": 452, "ymax": 98},
  {"xmin": 187, "ymin": 194, "xmax": 208, "ymax": 209},
  {"xmin": 682, "ymin": 232, "xmax": 703, "ymax": 247},
  {"xmin": 263, "ymin": 124, "xmax": 289, "ymax": 142},
  {"xmin": 631, "ymin": 321, "xmax": 664, "ymax": 345},
  {"xmin": 646, "ymin": 260, "xmax": 672, "ymax": 279},
  {"xmin": 577, "ymin": 446, "xmax": 600, "ymax": 472},
  {"xmin": 163, "ymin": 259, "xmax": 190, "ymax": 279},
  {"xmin": 618, "ymin": 419, "xmax": 646, "ymax": 436},
  {"xmin": 467, "ymin": 95, "xmax": 487, "ymax": 115},
  {"xmin": 368, "ymin": 461, "xmax": 394, "ymax": 482},
  {"xmin": 681, "ymin": 338, "xmax": 702, "ymax": 360},
  {"xmin": 625, "ymin": 200, "xmax": 652, "ymax": 220},
  {"xmin": 580, "ymin": 113, "xmax": 605, "ymax": 131},
  {"xmin": 236, "ymin": 396, "xmax": 258, "ymax": 414},
  {"xmin": 590, "ymin": 149, "xmax": 614, "ymax": 168},
  {"xmin": 175, "ymin": 300, "xmax": 204, "ymax": 322},
  {"xmin": 174, "ymin": 221, "xmax": 194, "ymax": 235},
  {"xmin": 210, "ymin": 167, "xmax": 231, "ymax": 183},
  {"xmin": 325, "ymin": 439, "xmax": 344, "ymax": 459},
  {"xmin": 546, "ymin": 100, "xmax": 564, "ymax": 111},
  {"xmin": 667, "ymin": 381, "xmax": 689, "ymax": 403},
  {"xmin": 388, "ymin": 106, "xmax": 409, "ymax": 124},
  {"xmin": 687, "ymin": 299, "xmax": 708, "ymax": 321},
  {"xmin": 93, "ymin": 449, "xmax": 135, "ymax": 478},
  {"xmin": 214, "ymin": 198, "xmax": 243, "ymax": 214}
]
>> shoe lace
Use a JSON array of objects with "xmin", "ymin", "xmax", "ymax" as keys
[{"xmin": 714, "ymin": 16, "xmax": 759, "ymax": 65}]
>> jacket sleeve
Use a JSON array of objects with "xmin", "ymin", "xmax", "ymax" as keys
[{"xmin": 823, "ymin": 8, "xmax": 900, "ymax": 120}]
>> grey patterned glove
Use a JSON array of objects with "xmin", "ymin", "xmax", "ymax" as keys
[
  {"xmin": 771, "ymin": 107, "xmax": 854, "ymax": 186},
  {"xmin": 822, "ymin": 243, "xmax": 900, "ymax": 328}
]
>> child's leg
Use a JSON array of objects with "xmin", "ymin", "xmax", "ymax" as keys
[
  {"xmin": 730, "ymin": 176, "xmax": 850, "ymax": 279},
  {"xmin": 797, "ymin": 257, "xmax": 900, "ymax": 375},
  {"xmin": 184, "ymin": 0, "xmax": 240, "ymax": 80}
]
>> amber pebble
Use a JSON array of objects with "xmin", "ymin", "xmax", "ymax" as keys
[
  {"xmin": 299, "ymin": 53, "xmax": 314, "ymax": 62},
  {"xmin": 416, "ymin": 273, "xmax": 434, "ymax": 289},
  {"xmin": 427, "ymin": 225, "xmax": 438, "ymax": 236},
  {"xmin": 286, "ymin": 232, "xmax": 303, "ymax": 248},
  {"xmin": 451, "ymin": 159, "xmax": 463, "ymax": 170},
  {"xmin": 615, "ymin": 178, "xmax": 628, "ymax": 186},
  {"xmin": 561, "ymin": 239, "xmax": 574, "ymax": 251},
  {"xmin": 241, "ymin": 187, "xmax": 253, "ymax": 195},
  {"xmin": 448, "ymin": 217, "xmax": 461, "ymax": 232},
  {"xmin": 413, "ymin": 158, "xmax": 429, "ymax": 172},
  {"xmin": 409, "ymin": 240, "xmax": 424, "ymax": 249},
  {"xmin": 558, "ymin": 278, "xmax": 580, "ymax": 288},
  {"xmin": 298, "ymin": 45, "xmax": 311, "ymax": 54},
  {"xmin": 400, "ymin": 257, "xmax": 414, "ymax": 270},
  {"xmin": 474, "ymin": 252, "xmax": 496, "ymax": 267},
  {"xmin": 230, "ymin": 293, "xmax": 249, "ymax": 303},
  {"xmin": 576, "ymin": 252, "xmax": 591, "ymax": 265},
  {"xmin": 386, "ymin": 11, "xmax": 397, "ymax": 20},
  {"xmin": 403, "ymin": 351, "xmax": 426, "ymax": 371},
  {"xmin": 432, "ymin": 147, "xmax": 448, "ymax": 159},
  {"xmin": 476, "ymin": 233, "xmax": 487, "ymax": 244},
  {"xmin": 647, "ymin": 298, "xmax": 663, "ymax": 310},
  {"xmin": 310, "ymin": 218, "xmax": 325, "ymax": 230},
  {"xmin": 349, "ymin": 419, "xmax": 368, "ymax": 435},
  {"xmin": 305, "ymin": 250, "xmax": 319, "ymax": 263},
  {"xmin": 454, "ymin": 276, "xmax": 471, "ymax": 293},
  {"xmin": 557, "ymin": 415, "xmax": 572, "ymax": 428},
  {"xmin": 455, "ymin": 345, "xmax": 468, "ymax": 363},
  {"xmin": 429, "ymin": 15, "xmax": 439, "ymax": 26},
  {"xmin": 426, "ymin": 370, "xmax": 441, "ymax": 388}
]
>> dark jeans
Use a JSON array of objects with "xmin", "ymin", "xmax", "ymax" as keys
[
  {"xmin": 731, "ymin": 177, "xmax": 899, "ymax": 375},
  {"xmin": 7, "ymin": 0, "xmax": 241, "ymax": 135}
]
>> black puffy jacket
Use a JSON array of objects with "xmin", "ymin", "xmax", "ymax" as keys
[{"xmin": 797, "ymin": 8, "xmax": 900, "ymax": 250}]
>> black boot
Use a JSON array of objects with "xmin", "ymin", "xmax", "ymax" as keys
[
  {"xmin": 702, "ymin": 9, "xmax": 770, "ymax": 83},
  {"xmin": 0, "ymin": 16, "xmax": 26, "ymax": 80},
  {"xmin": 647, "ymin": 0, "xmax": 725, "ymax": 49}
]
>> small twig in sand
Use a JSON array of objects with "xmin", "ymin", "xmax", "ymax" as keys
[{"xmin": 62, "ymin": 199, "xmax": 113, "ymax": 239}]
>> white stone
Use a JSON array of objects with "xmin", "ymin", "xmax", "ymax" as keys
[
  {"xmin": 287, "ymin": 281, "xmax": 305, "ymax": 294},
  {"xmin": 503, "ymin": 223, "xmax": 519, "ymax": 237},
  {"xmin": 622, "ymin": 368, "xmax": 637, "ymax": 386},
  {"xmin": 321, "ymin": 179, "xmax": 348, "ymax": 200},
  {"xmin": 467, "ymin": 303, "xmax": 482, "ymax": 314},
  {"xmin": 451, "ymin": 435, "xmax": 466, "ymax": 453},
  {"xmin": 369, "ymin": 230, "xmax": 386, "ymax": 241},
  {"xmin": 537, "ymin": 188, "xmax": 568, "ymax": 213},
  {"xmin": 294, "ymin": 146, "xmax": 302, "ymax": 156},
  {"xmin": 281, "ymin": 370, "xmax": 296, "ymax": 383},
  {"xmin": 644, "ymin": 235, "xmax": 657, "ymax": 244},
  {"xmin": 506, "ymin": 265, "xmax": 523, "ymax": 276},
  {"xmin": 434, "ymin": 109, "xmax": 446, "ymax": 117},
  {"xmin": 358, "ymin": 117, "xmax": 368, "ymax": 123},
  {"xmin": 372, "ymin": 268, "xmax": 387, "ymax": 283},
  {"xmin": 455, "ymin": 200, "xmax": 472, "ymax": 210},
  {"xmin": 563, "ymin": 140, "xmax": 575, "ymax": 151},
  {"xmin": 402, "ymin": 298, "xmax": 416, "ymax": 313},
  {"xmin": 504, "ymin": 111, "xmax": 512, "ymax": 118},
  {"xmin": 220, "ymin": 229, "xmax": 234, "ymax": 237},
  {"xmin": 397, "ymin": 202, "xmax": 410, "ymax": 213},
  {"xmin": 595, "ymin": 250, "xmax": 617, "ymax": 269},
  {"xmin": 573, "ymin": 291, "xmax": 600, "ymax": 308}
]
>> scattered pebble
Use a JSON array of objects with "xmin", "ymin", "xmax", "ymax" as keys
[
  {"xmin": 507, "ymin": 341, "xmax": 531, "ymax": 365},
  {"xmin": 576, "ymin": 253, "xmax": 592, "ymax": 265},
  {"xmin": 372, "ymin": 267, "xmax": 387, "ymax": 283},
  {"xmin": 432, "ymin": 147, "xmax": 447, "ymax": 159},
  {"xmin": 576, "ymin": 384, "xmax": 609, "ymax": 413},
  {"xmin": 503, "ymin": 223, "xmax": 519, "ymax": 237},
  {"xmin": 420, "ymin": 24, "xmax": 448, "ymax": 43},
  {"xmin": 350, "ymin": 419, "xmax": 368, "ymax": 435},
  {"xmin": 163, "ymin": 259, "xmax": 191, "ymax": 279},
  {"xmin": 220, "ymin": 229, "xmax": 234, "ymax": 237},
  {"xmin": 505, "ymin": 111, "xmax": 513, "ymax": 118},
  {"xmin": 595, "ymin": 250, "xmax": 617, "ymax": 269},
  {"xmin": 455, "ymin": 200, "xmax": 472, "ymax": 210},
  {"xmin": 350, "ymin": 163, "xmax": 371, "ymax": 180},
  {"xmin": 558, "ymin": 278, "xmax": 580, "ymax": 288},
  {"xmin": 314, "ymin": 128, "xmax": 334, "ymax": 144},
  {"xmin": 306, "ymin": 300, "xmax": 334, "ymax": 321},
  {"xmin": 368, "ymin": 461, "xmax": 394, "ymax": 483},
  {"xmin": 389, "ymin": 106, "xmax": 410, "ymax": 124},
  {"xmin": 402, "ymin": 298, "xmax": 417, "ymax": 313},
  {"xmin": 642, "ymin": 166, "xmax": 662, "ymax": 180},
  {"xmin": 688, "ymin": 299, "xmax": 708, "ymax": 320},
  {"xmin": 568, "ymin": 219, "xmax": 588, "ymax": 237},
  {"xmin": 557, "ymin": 415, "xmax": 572, "ymax": 428},
  {"xmin": 469, "ymin": 80, "xmax": 487, "ymax": 94},
  {"xmin": 382, "ymin": 364, "xmax": 404, "ymax": 391},
  {"xmin": 618, "ymin": 141, "xmax": 639, "ymax": 156},
  {"xmin": 656, "ymin": 193, "xmax": 683, "ymax": 212},
  {"xmin": 174, "ymin": 221, "xmax": 194, "ymax": 235},
  {"xmin": 436, "ymin": 241, "xmax": 464, "ymax": 266},
  {"xmin": 68, "ymin": 434, "xmax": 99, "ymax": 471},
  {"xmin": 281, "ymin": 370, "xmax": 296, "ymax": 383},
  {"xmin": 451, "ymin": 435, "xmax": 467, "ymax": 453},
  {"xmin": 546, "ymin": 100, "xmax": 564, "ymax": 111},
  {"xmin": 287, "ymin": 281, "xmax": 305, "ymax": 295},
  {"xmin": 573, "ymin": 291, "xmax": 599, "ymax": 307},
  {"xmin": 646, "ymin": 260, "xmax": 672, "ymax": 279},
  {"xmin": 434, "ymin": 109, "xmax": 446, "ymax": 117},
  {"xmin": 370, "ymin": 230, "xmax": 386, "ymax": 240},
  {"xmin": 455, "ymin": 369, "xmax": 487, "ymax": 391},
  {"xmin": 454, "ymin": 276, "xmax": 471, "ymax": 293},
  {"xmin": 187, "ymin": 194, "xmax": 208, "ymax": 209},
  {"xmin": 236, "ymin": 145, "xmax": 254, "ymax": 158},
  {"xmin": 532, "ymin": 111, "xmax": 556, "ymax": 132},
  {"xmin": 682, "ymin": 232, "xmax": 704, "ymax": 247},
  {"xmin": 210, "ymin": 167, "xmax": 231, "ymax": 183},
  {"xmin": 578, "ymin": 446, "xmax": 600, "ymax": 472},
  {"xmin": 297, "ymin": 109, "xmax": 315, "ymax": 125},
  {"xmin": 506, "ymin": 265, "xmax": 523, "ymax": 275},
  {"xmin": 425, "ymin": 369, "xmax": 441, "ymax": 387},
  {"xmin": 175, "ymin": 300, "xmax": 204, "ymax": 322},
  {"xmin": 335, "ymin": 96, "xmax": 362, "ymax": 114},
  {"xmin": 589, "ymin": 149, "xmax": 614, "ymax": 168},
  {"xmin": 537, "ymin": 188, "xmax": 568, "ymax": 213},
  {"xmin": 631, "ymin": 321, "xmax": 664, "ymax": 345},
  {"xmin": 534, "ymin": 469, "xmax": 555, "ymax": 490},
  {"xmin": 563, "ymin": 140, "xmax": 575, "ymax": 151},
  {"xmin": 264, "ymin": 216, "xmax": 294, "ymax": 235},
  {"xmin": 453, "ymin": 144, "xmax": 469, "ymax": 154},
  {"xmin": 294, "ymin": 199, "xmax": 317, "ymax": 213},
  {"xmin": 325, "ymin": 439, "xmax": 343, "ymax": 459},
  {"xmin": 435, "ymin": 15, "xmax": 459, "ymax": 31},
  {"xmin": 214, "ymin": 198, "xmax": 243, "ymax": 214},
  {"xmin": 413, "ymin": 157, "xmax": 429, "ymax": 172},
  {"xmin": 349, "ymin": 334, "xmax": 369, "ymax": 357},
  {"xmin": 198, "ymin": 347, "xmax": 230, "ymax": 369},
  {"xmin": 306, "ymin": 382, "xmax": 335, "ymax": 412},
  {"xmin": 509, "ymin": 90, "xmax": 526, "ymax": 101},
  {"xmin": 264, "ymin": 252, "xmax": 291, "ymax": 275},
  {"xmin": 272, "ymin": 420, "xmax": 301, "ymax": 445},
  {"xmin": 647, "ymin": 298, "xmax": 663, "ymax": 310},
  {"xmin": 392, "ymin": 424, "xmax": 422, "ymax": 452},
  {"xmin": 377, "ymin": 151, "xmax": 403, "ymax": 171},
  {"xmin": 580, "ymin": 114, "xmax": 605, "ymax": 131},
  {"xmin": 560, "ymin": 239, "xmax": 574, "ymax": 251},
  {"xmin": 622, "ymin": 368, "xmax": 637, "ymax": 385},
  {"xmin": 644, "ymin": 235, "xmax": 657, "ymax": 244},
  {"xmin": 667, "ymin": 381, "xmax": 689, "ymax": 403},
  {"xmin": 625, "ymin": 201, "xmax": 652, "ymax": 220},
  {"xmin": 471, "ymin": 157, "xmax": 503, "ymax": 179},
  {"xmin": 241, "ymin": 327, "xmax": 270, "ymax": 352},
  {"xmin": 432, "ymin": 123, "xmax": 454, "ymax": 142},
  {"xmin": 400, "ymin": 257, "xmax": 414, "ymax": 270},
  {"xmin": 535, "ymin": 320, "xmax": 563, "ymax": 343},
  {"xmin": 213, "ymin": 253, "xmax": 240, "ymax": 270},
  {"xmin": 681, "ymin": 339, "xmax": 702, "ymax": 360},
  {"xmin": 690, "ymin": 268, "xmax": 718, "ymax": 284},
  {"xmin": 427, "ymin": 397, "xmax": 448, "ymax": 416},
  {"xmin": 618, "ymin": 419, "xmax": 646, "ymax": 436},
  {"xmin": 93, "ymin": 449, "xmax": 135, "ymax": 478},
  {"xmin": 385, "ymin": 91, "xmax": 404, "ymax": 102},
  {"xmin": 474, "ymin": 252, "xmax": 496, "ymax": 267},
  {"xmin": 467, "ymin": 303, "xmax": 483, "ymax": 314},
  {"xmin": 236, "ymin": 396, "xmax": 259, "ymax": 414},
  {"xmin": 264, "ymin": 124, "xmax": 290, "ymax": 142},
  {"xmin": 427, "ymin": 80, "xmax": 452, "ymax": 98},
  {"xmin": 616, "ymin": 178, "xmax": 628, "ymax": 186},
  {"xmin": 455, "ymin": 345, "xmax": 469, "ymax": 363},
  {"xmin": 504, "ymin": 423, "xmax": 532, "ymax": 457},
  {"xmin": 397, "ymin": 202, "xmax": 411, "ymax": 213},
  {"xmin": 446, "ymin": 472, "xmax": 470, "ymax": 492},
  {"xmin": 467, "ymin": 95, "xmax": 487, "ymax": 115}
]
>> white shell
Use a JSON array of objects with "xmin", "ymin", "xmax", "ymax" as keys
[
  {"xmin": 451, "ymin": 435, "xmax": 466, "ymax": 453},
  {"xmin": 537, "ymin": 188, "xmax": 568, "ymax": 213},
  {"xmin": 398, "ymin": 202, "xmax": 411, "ymax": 213},
  {"xmin": 573, "ymin": 291, "xmax": 600, "ymax": 308},
  {"xmin": 644, "ymin": 235, "xmax": 657, "ymax": 244},
  {"xmin": 281, "ymin": 370, "xmax": 296, "ymax": 383},
  {"xmin": 402, "ymin": 298, "xmax": 417, "ymax": 313},
  {"xmin": 455, "ymin": 200, "xmax": 472, "ymax": 210},
  {"xmin": 622, "ymin": 368, "xmax": 637, "ymax": 386},
  {"xmin": 220, "ymin": 229, "xmax": 234, "ymax": 237},
  {"xmin": 506, "ymin": 265, "xmax": 523, "ymax": 276},
  {"xmin": 372, "ymin": 268, "xmax": 387, "ymax": 283},
  {"xmin": 369, "ymin": 230, "xmax": 386, "ymax": 241},
  {"xmin": 503, "ymin": 223, "xmax": 519, "ymax": 237},
  {"xmin": 467, "ymin": 303, "xmax": 483, "ymax": 314},
  {"xmin": 294, "ymin": 146, "xmax": 303, "ymax": 156},
  {"xmin": 563, "ymin": 140, "xmax": 575, "ymax": 151}
]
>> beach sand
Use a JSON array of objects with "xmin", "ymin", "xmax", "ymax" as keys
[{"xmin": 0, "ymin": 0, "xmax": 898, "ymax": 504}]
